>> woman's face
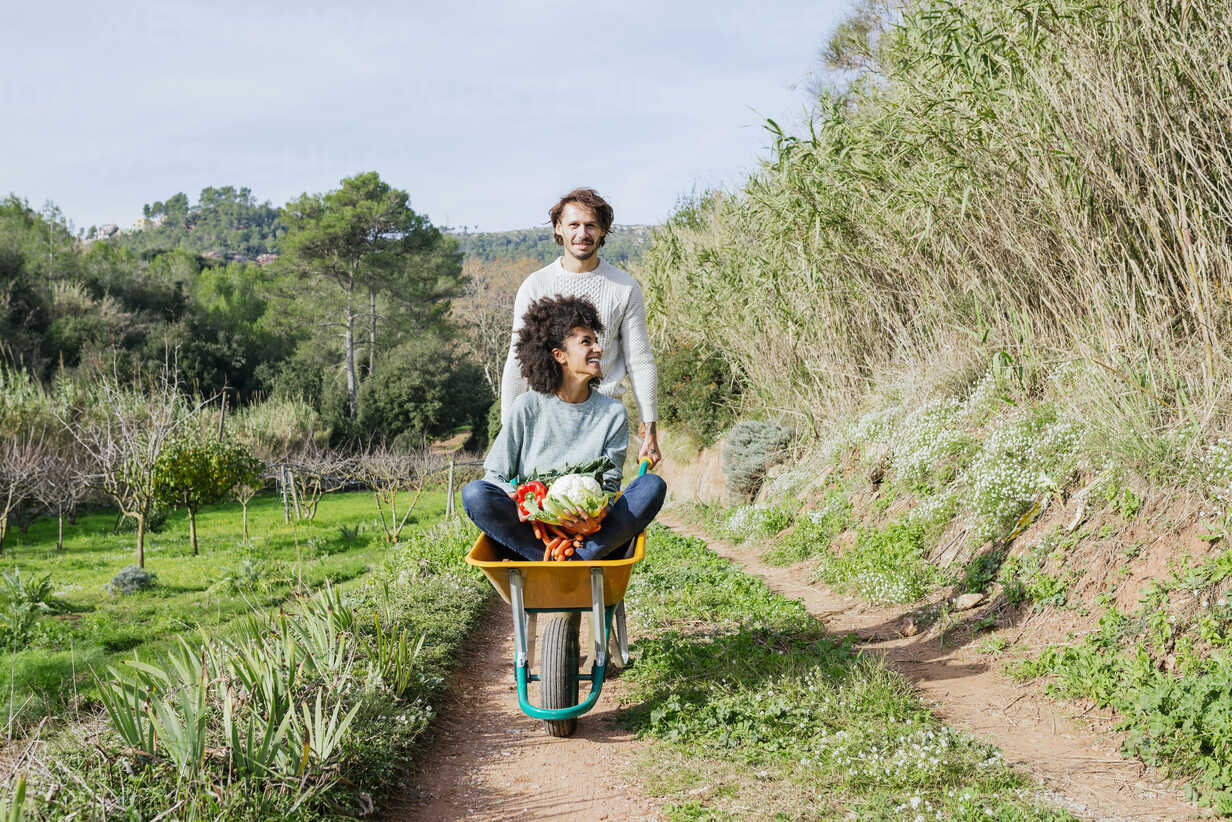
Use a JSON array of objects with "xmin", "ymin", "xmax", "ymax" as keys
[{"xmin": 553, "ymin": 326, "xmax": 603, "ymax": 381}]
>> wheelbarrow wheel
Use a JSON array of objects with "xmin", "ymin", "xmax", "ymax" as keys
[{"xmin": 541, "ymin": 613, "xmax": 580, "ymax": 737}]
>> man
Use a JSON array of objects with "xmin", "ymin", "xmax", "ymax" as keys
[{"xmin": 500, "ymin": 187, "xmax": 661, "ymax": 466}]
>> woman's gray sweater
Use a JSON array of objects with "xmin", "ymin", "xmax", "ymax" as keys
[{"xmin": 482, "ymin": 389, "xmax": 628, "ymax": 493}]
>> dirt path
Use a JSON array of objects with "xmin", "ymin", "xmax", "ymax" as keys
[
  {"xmin": 659, "ymin": 512, "xmax": 1206, "ymax": 822},
  {"xmin": 387, "ymin": 598, "xmax": 663, "ymax": 821}
]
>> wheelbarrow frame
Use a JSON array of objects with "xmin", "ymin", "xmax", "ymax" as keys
[{"xmin": 464, "ymin": 461, "xmax": 649, "ymax": 725}]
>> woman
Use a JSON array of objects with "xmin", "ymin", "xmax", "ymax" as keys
[{"xmin": 462, "ymin": 295, "xmax": 666, "ymax": 561}]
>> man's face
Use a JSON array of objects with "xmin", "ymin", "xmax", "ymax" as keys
[{"xmin": 555, "ymin": 202, "xmax": 604, "ymax": 262}]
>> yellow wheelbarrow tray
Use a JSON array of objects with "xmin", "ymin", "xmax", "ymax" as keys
[{"xmin": 463, "ymin": 461, "xmax": 651, "ymax": 735}]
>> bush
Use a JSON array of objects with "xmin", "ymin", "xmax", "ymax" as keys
[
  {"xmin": 105, "ymin": 565, "xmax": 156, "ymax": 595},
  {"xmin": 0, "ymin": 569, "xmax": 59, "ymax": 651},
  {"xmin": 722, "ymin": 420, "xmax": 792, "ymax": 498},
  {"xmin": 357, "ymin": 338, "xmax": 493, "ymax": 449},
  {"xmin": 657, "ymin": 343, "xmax": 740, "ymax": 447}
]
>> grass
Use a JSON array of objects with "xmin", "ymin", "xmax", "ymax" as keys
[
  {"xmin": 11, "ymin": 512, "xmax": 489, "ymax": 820},
  {"xmin": 620, "ymin": 524, "xmax": 1074, "ymax": 820},
  {"xmin": 638, "ymin": 0, "xmax": 1232, "ymax": 483},
  {"xmin": 0, "ymin": 488, "xmax": 449, "ymax": 729}
]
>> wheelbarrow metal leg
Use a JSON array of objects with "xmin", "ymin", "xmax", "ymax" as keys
[
  {"xmin": 590, "ymin": 567, "xmax": 606, "ymax": 669},
  {"xmin": 509, "ymin": 569, "xmax": 528, "ymax": 668},
  {"xmin": 614, "ymin": 600, "xmax": 629, "ymax": 665}
]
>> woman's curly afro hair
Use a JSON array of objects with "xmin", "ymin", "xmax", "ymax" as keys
[{"xmin": 515, "ymin": 295, "xmax": 605, "ymax": 393}]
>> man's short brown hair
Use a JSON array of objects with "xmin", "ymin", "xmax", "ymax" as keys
[{"xmin": 549, "ymin": 188, "xmax": 614, "ymax": 247}]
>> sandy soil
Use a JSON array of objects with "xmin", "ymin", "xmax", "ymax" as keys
[
  {"xmin": 387, "ymin": 598, "xmax": 663, "ymax": 821},
  {"xmin": 658, "ymin": 512, "xmax": 1209, "ymax": 822}
]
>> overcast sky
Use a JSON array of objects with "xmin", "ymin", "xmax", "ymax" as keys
[{"xmin": 2, "ymin": 0, "xmax": 851, "ymax": 233}]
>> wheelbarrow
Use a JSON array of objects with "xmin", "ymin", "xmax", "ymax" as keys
[{"xmin": 465, "ymin": 460, "xmax": 651, "ymax": 737}]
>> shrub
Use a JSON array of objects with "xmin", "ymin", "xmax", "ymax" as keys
[
  {"xmin": 105, "ymin": 565, "xmax": 156, "ymax": 595},
  {"xmin": 657, "ymin": 343, "xmax": 741, "ymax": 447},
  {"xmin": 212, "ymin": 557, "xmax": 287, "ymax": 595},
  {"xmin": 722, "ymin": 420, "xmax": 792, "ymax": 498},
  {"xmin": 0, "ymin": 568, "xmax": 60, "ymax": 651},
  {"xmin": 357, "ymin": 338, "xmax": 493, "ymax": 449}
]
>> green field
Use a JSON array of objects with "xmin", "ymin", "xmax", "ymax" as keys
[{"xmin": 0, "ymin": 488, "xmax": 450, "ymax": 727}]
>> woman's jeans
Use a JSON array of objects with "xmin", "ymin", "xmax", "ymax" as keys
[{"xmin": 462, "ymin": 474, "xmax": 667, "ymax": 561}]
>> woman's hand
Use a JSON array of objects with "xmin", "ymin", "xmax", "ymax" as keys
[
  {"xmin": 554, "ymin": 509, "xmax": 603, "ymax": 536},
  {"xmin": 509, "ymin": 490, "xmax": 532, "ymax": 523}
]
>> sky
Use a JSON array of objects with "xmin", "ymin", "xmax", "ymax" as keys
[{"xmin": 2, "ymin": 0, "xmax": 852, "ymax": 233}]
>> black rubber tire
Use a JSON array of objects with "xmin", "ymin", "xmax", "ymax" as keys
[{"xmin": 541, "ymin": 613, "xmax": 580, "ymax": 737}]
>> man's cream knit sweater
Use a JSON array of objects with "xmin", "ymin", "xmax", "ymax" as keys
[{"xmin": 500, "ymin": 257, "xmax": 658, "ymax": 425}]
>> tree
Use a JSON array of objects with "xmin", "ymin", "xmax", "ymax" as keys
[
  {"xmin": 0, "ymin": 432, "xmax": 46, "ymax": 553},
  {"xmin": 356, "ymin": 338, "xmax": 493, "ymax": 450},
  {"xmin": 278, "ymin": 172, "xmax": 462, "ymax": 420},
  {"xmin": 353, "ymin": 448, "xmax": 444, "ymax": 544},
  {"xmin": 153, "ymin": 436, "xmax": 261, "ymax": 555},
  {"xmin": 452, "ymin": 257, "xmax": 532, "ymax": 393},
  {"xmin": 32, "ymin": 437, "xmax": 90, "ymax": 551},
  {"xmin": 231, "ymin": 467, "xmax": 265, "ymax": 545},
  {"xmin": 65, "ymin": 373, "xmax": 186, "ymax": 568}
]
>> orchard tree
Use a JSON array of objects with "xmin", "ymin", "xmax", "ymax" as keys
[
  {"xmin": 353, "ymin": 447, "xmax": 445, "ymax": 544},
  {"xmin": 0, "ymin": 432, "xmax": 47, "ymax": 553},
  {"xmin": 278, "ymin": 172, "xmax": 462, "ymax": 419},
  {"xmin": 231, "ymin": 465, "xmax": 267, "ymax": 545},
  {"xmin": 453, "ymin": 257, "xmax": 533, "ymax": 393},
  {"xmin": 32, "ymin": 438, "xmax": 90, "ymax": 551},
  {"xmin": 153, "ymin": 436, "xmax": 261, "ymax": 555},
  {"xmin": 66, "ymin": 374, "xmax": 186, "ymax": 568}
]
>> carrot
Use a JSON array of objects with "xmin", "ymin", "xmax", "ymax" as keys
[
  {"xmin": 563, "ymin": 546, "xmax": 574, "ymax": 557},
  {"xmin": 542, "ymin": 544, "xmax": 551, "ymax": 562}
]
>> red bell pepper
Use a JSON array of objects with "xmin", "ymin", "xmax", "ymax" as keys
[{"xmin": 514, "ymin": 480, "xmax": 548, "ymax": 517}]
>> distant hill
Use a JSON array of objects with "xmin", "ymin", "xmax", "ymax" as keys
[
  {"xmin": 454, "ymin": 225, "xmax": 654, "ymax": 267},
  {"xmin": 95, "ymin": 186, "xmax": 284, "ymax": 262}
]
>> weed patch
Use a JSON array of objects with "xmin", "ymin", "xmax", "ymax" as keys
[
  {"xmin": 763, "ymin": 489, "xmax": 850, "ymax": 566},
  {"xmin": 1015, "ymin": 540, "xmax": 1232, "ymax": 812},
  {"xmin": 812, "ymin": 517, "xmax": 942, "ymax": 604}
]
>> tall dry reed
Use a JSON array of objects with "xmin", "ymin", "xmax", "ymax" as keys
[{"xmin": 639, "ymin": 0, "xmax": 1232, "ymax": 472}]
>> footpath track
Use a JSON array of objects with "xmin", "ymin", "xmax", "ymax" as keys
[
  {"xmin": 658, "ymin": 513, "xmax": 1206, "ymax": 822},
  {"xmin": 389, "ymin": 598, "xmax": 663, "ymax": 821}
]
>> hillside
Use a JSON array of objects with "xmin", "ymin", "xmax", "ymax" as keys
[
  {"xmin": 454, "ymin": 224, "xmax": 653, "ymax": 266},
  {"xmin": 96, "ymin": 185, "xmax": 284, "ymax": 261},
  {"xmin": 642, "ymin": 0, "xmax": 1232, "ymax": 813}
]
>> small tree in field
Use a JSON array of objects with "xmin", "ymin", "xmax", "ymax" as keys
[
  {"xmin": 231, "ymin": 462, "xmax": 267, "ymax": 546},
  {"xmin": 0, "ymin": 432, "xmax": 47, "ymax": 553},
  {"xmin": 353, "ymin": 448, "xmax": 445, "ymax": 544},
  {"xmin": 284, "ymin": 446, "xmax": 351, "ymax": 521},
  {"xmin": 154, "ymin": 437, "xmax": 261, "ymax": 555},
  {"xmin": 66, "ymin": 374, "xmax": 186, "ymax": 568},
  {"xmin": 33, "ymin": 439, "xmax": 91, "ymax": 551}
]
